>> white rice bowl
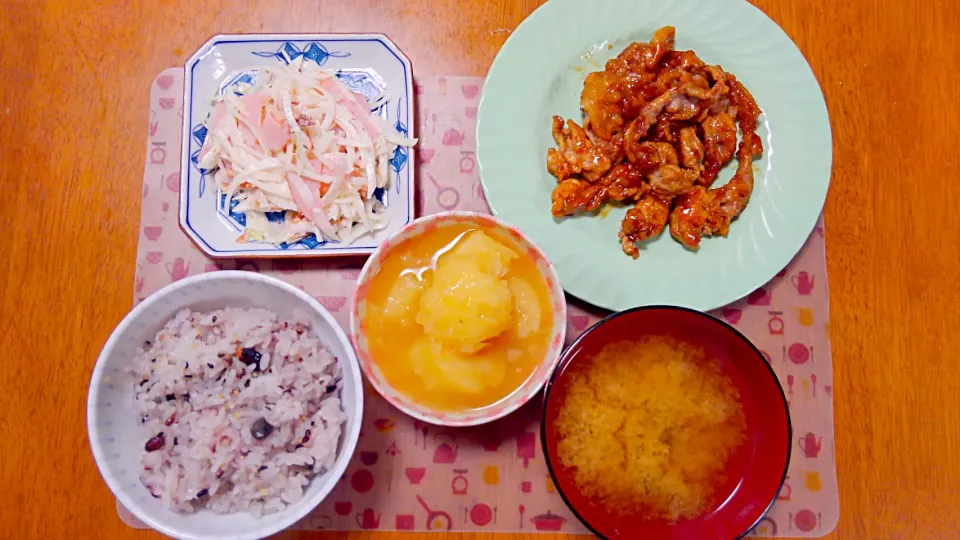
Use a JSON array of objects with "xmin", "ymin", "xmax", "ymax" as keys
[{"xmin": 88, "ymin": 272, "xmax": 363, "ymax": 540}]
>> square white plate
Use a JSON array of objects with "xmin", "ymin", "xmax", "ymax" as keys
[{"xmin": 179, "ymin": 33, "xmax": 415, "ymax": 259}]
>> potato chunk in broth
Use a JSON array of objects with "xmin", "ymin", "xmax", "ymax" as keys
[{"xmin": 364, "ymin": 224, "xmax": 554, "ymax": 411}]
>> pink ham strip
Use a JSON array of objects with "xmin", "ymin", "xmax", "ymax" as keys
[
  {"xmin": 309, "ymin": 158, "xmax": 328, "ymax": 176},
  {"xmin": 239, "ymin": 92, "xmax": 268, "ymax": 128},
  {"xmin": 302, "ymin": 178, "xmax": 323, "ymax": 206},
  {"xmin": 236, "ymin": 122, "xmax": 261, "ymax": 152},
  {"xmin": 286, "ymin": 172, "xmax": 338, "ymax": 239},
  {"xmin": 342, "ymin": 100, "xmax": 381, "ymax": 137},
  {"xmin": 319, "ymin": 78, "xmax": 352, "ymax": 101},
  {"xmin": 261, "ymin": 110, "xmax": 291, "ymax": 152},
  {"xmin": 209, "ymin": 101, "xmax": 227, "ymax": 129},
  {"xmin": 287, "ymin": 171, "xmax": 318, "ymax": 215},
  {"xmin": 309, "ymin": 156, "xmax": 345, "ymax": 198},
  {"xmin": 318, "ymin": 78, "xmax": 381, "ymax": 136}
]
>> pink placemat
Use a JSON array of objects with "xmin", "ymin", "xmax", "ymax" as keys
[{"xmin": 121, "ymin": 68, "xmax": 838, "ymax": 537}]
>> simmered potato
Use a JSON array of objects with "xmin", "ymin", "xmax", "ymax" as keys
[
  {"xmin": 416, "ymin": 232, "xmax": 516, "ymax": 353},
  {"xmin": 409, "ymin": 336, "xmax": 507, "ymax": 394},
  {"xmin": 417, "ymin": 258, "xmax": 513, "ymax": 353},
  {"xmin": 509, "ymin": 276, "xmax": 542, "ymax": 339},
  {"xmin": 381, "ymin": 272, "xmax": 426, "ymax": 328},
  {"xmin": 451, "ymin": 230, "xmax": 518, "ymax": 277}
]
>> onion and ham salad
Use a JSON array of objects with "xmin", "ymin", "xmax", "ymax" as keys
[{"xmin": 197, "ymin": 59, "xmax": 417, "ymax": 246}]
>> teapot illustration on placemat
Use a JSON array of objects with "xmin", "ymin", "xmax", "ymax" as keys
[
  {"xmin": 165, "ymin": 258, "xmax": 190, "ymax": 281},
  {"xmin": 799, "ymin": 432, "xmax": 822, "ymax": 458},
  {"xmin": 433, "ymin": 433, "xmax": 458, "ymax": 464},
  {"xmin": 792, "ymin": 271, "xmax": 815, "ymax": 295},
  {"xmin": 355, "ymin": 508, "xmax": 380, "ymax": 529}
]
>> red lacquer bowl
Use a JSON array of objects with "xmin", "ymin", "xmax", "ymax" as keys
[{"xmin": 541, "ymin": 306, "xmax": 791, "ymax": 540}]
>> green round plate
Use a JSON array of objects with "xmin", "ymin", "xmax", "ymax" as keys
[{"xmin": 477, "ymin": 0, "xmax": 832, "ymax": 312}]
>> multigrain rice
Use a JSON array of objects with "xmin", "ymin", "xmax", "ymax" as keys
[{"xmin": 132, "ymin": 308, "xmax": 344, "ymax": 516}]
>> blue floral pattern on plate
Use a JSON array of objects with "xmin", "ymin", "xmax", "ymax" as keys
[
  {"xmin": 179, "ymin": 34, "xmax": 415, "ymax": 259},
  {"xmin": 252, "ymin": 42, "xmax": 350, "ymax": 66}
]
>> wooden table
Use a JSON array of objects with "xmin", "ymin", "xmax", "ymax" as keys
[{"xmin": 2, "ymin": 0, "xmax": 959, "ymax": 538}]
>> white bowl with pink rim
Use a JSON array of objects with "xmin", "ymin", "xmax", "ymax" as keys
[
  {"xmin": 349, "ymin": 211, "xmax": 568, "ymax": 427},
  {"xmin": 87, "ymin": 272, "xmax": 363, "ymax": 540}
]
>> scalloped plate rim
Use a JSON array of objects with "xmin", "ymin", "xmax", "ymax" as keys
[{"xmin": 477, "ymin": 0, "xmax": 832, "ymax": 312}]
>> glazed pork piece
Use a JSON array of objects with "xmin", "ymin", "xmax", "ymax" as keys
[{"xmin": 545, "ymin": 26, "xmax": 763, "ymax": 258}]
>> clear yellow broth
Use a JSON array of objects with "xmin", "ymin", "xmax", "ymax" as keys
[{"xmin": 364, "ymin": 222, "xmax": 555, "ymax": 412}]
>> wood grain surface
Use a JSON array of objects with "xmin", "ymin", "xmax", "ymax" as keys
[{"xmin": 2, "ymin": 0, "xmax": 959, "ymax": 539}]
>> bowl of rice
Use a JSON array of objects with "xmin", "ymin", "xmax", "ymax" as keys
[{"xmin": 87, "ymin": 272, "xmax": 363, "ymax": 540}]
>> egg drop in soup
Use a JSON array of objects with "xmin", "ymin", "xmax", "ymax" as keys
[
  {"xmin": 551, "ymin": 337, "xmax": 747, "ymax": 522},
  {"xmin": 364, "ymin": 223, "xmax": 554, "ymax": 411}
]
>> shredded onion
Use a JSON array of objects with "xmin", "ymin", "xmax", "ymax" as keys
[{"xmin": 198, "ymin": 61, "xmax": 416, "ymax": 245}]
